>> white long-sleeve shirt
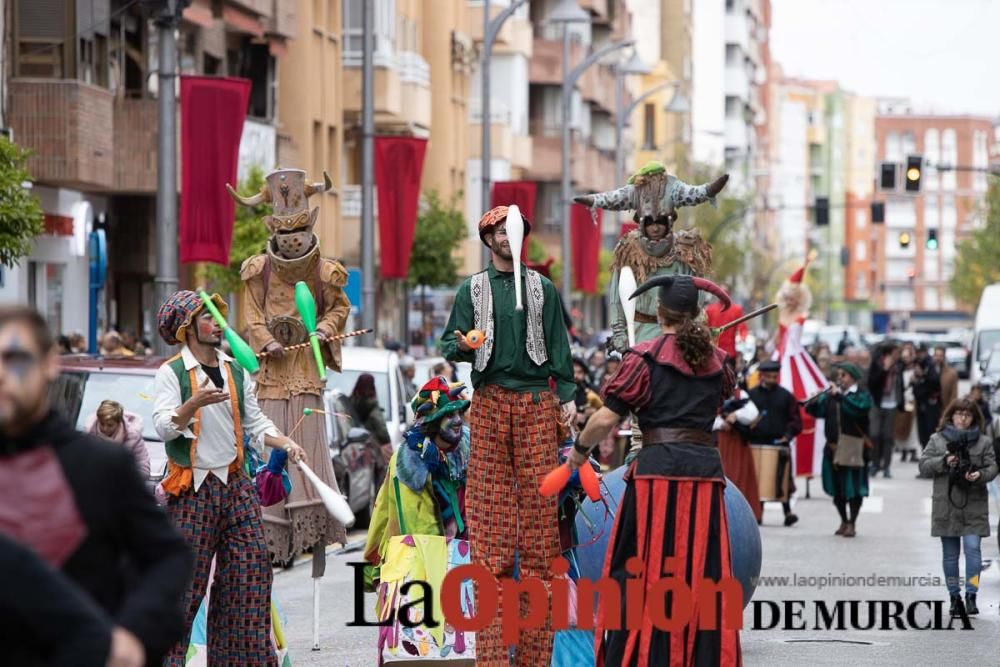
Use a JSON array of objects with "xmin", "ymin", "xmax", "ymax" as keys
[{"xmin": 153, "ymin": 346, "xmax": 279, "ymax": 491}]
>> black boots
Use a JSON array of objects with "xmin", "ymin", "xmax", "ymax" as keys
[
  {"xmin": 950, "ymin": 594, "xmax": 967, "ymax": 617},
  {"xmin": 965, "ymin": 593, "xmax": 979, "ymax": 615},
  {"xmin": 784, "ymin": 513, "xmax": 799, "ymax": 527}
]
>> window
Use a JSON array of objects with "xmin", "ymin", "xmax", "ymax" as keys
[
  {"xmin": 855, "ymin": 273, "xmax": 867, "ymax": 294},
  {"xmin": 923, "ymin": 129, "xmax": 939, "ymax": 190},
  {"xmin": 941, "ymin": 128, "xmax": 957, "ymax": 190},
  {"xmin": 941, "ymin": 196, "xmax": 956, "ymax": 230},
  {"xmin": 726, "ymin": 45, "xmax": 741, "ymax": 66},
  {"xmin": 343, "ymin": 0, "xmax": 396, "ymax": 65},
  {"xmin": 855, "ymin": 210, "xmax": 866, "ymax": 229},
  {"xmin": 228, "ymin": 40, "xmax": 275, "ymax": 120},
  {"xmin": 855, "ymin": 240, "xmax": 867, "ymax": 261},
  {"xmin": 924, "ymin": 287, "xmax": 939, "ymax": 310},
  {"xmin": 885, "ymin": 131, "xmax": 901, "ymax": 162},
  {"xmin": 726, "ymin": 0, "xmax": 736, "ymax": 12},
  {"xmin": 643, "ymin": 103, "xmax": 656, "ymax": 150}
]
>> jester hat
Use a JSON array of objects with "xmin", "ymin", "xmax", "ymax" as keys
[
  {"xmin": 574, "ymin": 161, "xmax": 729, "ymax": 228},
  {"xmin": 629, "ymin": 274, "xmax": 731, "ymax": 316},
  {"xmin": 411, "ymin": 376, "xmax": 471, "ymax": 424}
]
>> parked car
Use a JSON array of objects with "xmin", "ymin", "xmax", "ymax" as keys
[
  {"xmin": 323, "ymin": 389, "xmax": 379, "ymax": 527},
  {"xmin": 972, "ymin": 283, "xmax": 1000, "ymax": 385},
  {"xmin": 326, "ymin": 347, "xmax": 412, "ymax": 451},
  {"xmin": 50, "ymin": 355, "xmax": 167, "ymax": 490}
]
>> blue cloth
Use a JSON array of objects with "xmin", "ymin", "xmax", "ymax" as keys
[
  {"xmin": 941, "ymin": 534, "xmax": 982, "ymax": 594},
  {"xmin": 265, "ymin": 448, "xmax": 288, "ymax": 473}
]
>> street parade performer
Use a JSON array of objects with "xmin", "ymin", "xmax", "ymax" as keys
[
  {"xmin": 715, "ymin": 388, "xmax": 763, "ymax": 523},
  {"xmin": 153, "ymin": 290, "xmax": 307, "ymax": 666},
  {"xmin": 568, "ymin": 274, "xmax": 742, "ymax": 666},
  {"xmin": 772, "ymin": 253, "xmax": 829, "ymax": 480},
  {"xmin": 743, "ymin": 359, "xmax": 802, "ymax": 526},
  {"xmin": 804, "ymin": 362, "xmax": 873, "ymax": 538},
  {"xmin": 574, "ymin": 161, "xmax": 728, "ymax": 461},
  {"xmin": 230, "ymin": 167, "xmax": 352, "ymax": 567},
  {"xmin": 363, "ymin": 376, "xmax": 472, "ymax": 663},
  {"xmin": 441, "ymin": 205, "xmax": 576, "ymax": 667}
]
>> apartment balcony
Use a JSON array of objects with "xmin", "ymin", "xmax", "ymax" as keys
[
  {"xmin": 8, "ymin": 79, "xmax": 115, "ymax": 190},
  {"xmin": 467, "ymin": 2, "xmax": 533, "ymax": 55},
  {"xmin": 343, "ymin": 53, "xmax": 431, "ymax": 131},
  {"xmin": 525, "ymin": 124, "xmax": 561, "ymax": 182},
  {"xmin": 529, "ymin": 37, "xmax": 585, "ymax": 86},
  {"xmin": 724, "ymin": 65, "xmax": 750, "ymax": 102},
  {"xmin": 580, "ymin": 64, "xmax": 617, "ymax": 116},
  {"xmin": 511, "ymin": 133, "xmax": 533, "ymax": 170},
  {"xmin": 725, "ymin": 12, "xmax": 749, "ymax": 52},
  {"xmin": 725, "ymin": 117, "xmax": 750, "ymax": 152}
]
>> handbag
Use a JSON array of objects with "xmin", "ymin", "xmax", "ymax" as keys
[{"xmin": 832, "ymin": 402, "xmax": 865, "ymax": 467}]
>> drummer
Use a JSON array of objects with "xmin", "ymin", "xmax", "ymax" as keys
[{"xmin": 741, "ymin": 359, "xmax": 802, "ymax": 526}]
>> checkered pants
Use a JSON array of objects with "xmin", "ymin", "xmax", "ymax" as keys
[
  {"xmin": 164, "ymin": 473, "xmax": 276, "ymax": 667},
  {"xmin": 467, "ymin": 385, "xmax": 562, "ymax": 666}
]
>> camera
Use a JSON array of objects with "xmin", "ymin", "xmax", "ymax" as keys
[{"xmin": 946, "ymin": 439, "xmax": 975, "ymax": 484}]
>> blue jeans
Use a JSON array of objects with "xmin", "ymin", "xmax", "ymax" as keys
[{"xmin": 941, "ymin": 535, "xmax": 982, "ymax": 595}]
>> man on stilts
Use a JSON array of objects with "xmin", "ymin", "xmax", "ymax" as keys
[
  {"xmin": 441, "ymin": 205, "xmax": 575, "ymax": 666},
  {"xmin": 231, "ymin": 169, "xmax": 351, "ymax": 590},
  {"xmin": 575, "ymin": 162, "xmax": 728, "ymax": 462},
  {"xmin": 153, "ymin": 291, "xmax": 307, "ymax": 666}
]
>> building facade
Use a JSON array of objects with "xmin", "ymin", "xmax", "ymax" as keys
[{"xmin": 872, "ymin": 107, "xmax": 992, "ymax": 330}]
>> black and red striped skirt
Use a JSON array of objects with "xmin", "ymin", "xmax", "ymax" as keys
[{"xmin": 595, "ymin": 444, "xmax": 743, "ymax": 667}]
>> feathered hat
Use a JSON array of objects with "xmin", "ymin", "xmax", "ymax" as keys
[
  {"xmin": 411, "ymin": 376, "xmax": 470, "ymax": 424},
  {"xmin": 574, "ymin": 161, "xmax": 729, "ymax": 225}
]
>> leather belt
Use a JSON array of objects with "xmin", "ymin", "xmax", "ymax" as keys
[
  {"xmin": 634, "ymin": 311, "xmax": 658, "ymax": 324},
  {"xmin": 641, "ymin": 427, "xmax": 714, "ymax": 446}
]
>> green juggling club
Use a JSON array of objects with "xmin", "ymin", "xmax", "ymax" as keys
[
  {"xmin": 198, "ymin": 291, "xmax": 260, "ymax": 374},
  {"xmin": 295, "ymin": 281, "xmax": 326, "ymax": 379}
]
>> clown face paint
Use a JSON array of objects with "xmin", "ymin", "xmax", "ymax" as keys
[
  {"xmin": 436, "ymin": 413, "xmax": 465, "ymax": 449},
  {"xmin": 193, "ymin": 310, "xmax": 222, "ymax": 347},
  {"xmin": 0, "ymin": 323, "xmax": 54, "ymax": 434}
]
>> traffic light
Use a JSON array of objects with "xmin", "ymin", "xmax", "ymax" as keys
[
  {"xmin": 926, "ymin": 228, "xmax": 938, "ymax": 250},
  {"xmin": 871, "ymin": 201, "xmax": 885, "ymax": 223},
  {"xmin": 814, "ymin": 197, "xmax": 829, "ymax": 226},
  {"xmin": 905, "ymin": 155, "xmax": 922, "ymax": 192},
  {"xmin": 898, "ymin": 231, "xmax": 911, "ymax": 248},
  {"xmin": 880, "ymin": 162, "xmax": 897, "ymax": 190}
]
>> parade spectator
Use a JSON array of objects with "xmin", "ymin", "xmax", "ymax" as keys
[
  {"xmin": 933, "ymin": 346, "xmax": 959, "ymax": 409},
  {"xmin": 85, "ymin": 399, "xmax": 151, "ymax": 478},
  {"xmin": 68, "ymin": 331, "xmax": 86, "ymax": 354},
  {"xmin": 805, "ymin": 362, "xmax": 872, "ymax": 537},
  {"xmin": 56, "ymin": 335, "xmax": 72, "ymax": 354},
  {"xmin": 601, "ymin": 353, "xmax": 622, "ymax": 391},
  {"xmin": 0, "ymin": 305, "xmax": 193, "ymax": 666},
  {"xmin": 836, "ymin": 330, "xmax": 851, "ymax": 356},
  {"xmin": 968, "ymin": 382, "xmax": 993, "ymax": 430},
  {"xmin": 868, "ymin": 342, "xmax": 902, "ymax": 477},
  {"xmin": 399, "ymin": 355, "xmax": 417, "ymax": 401},
  {"xmin": 432, "ymin": 361, "xmax": 457, "ymax": 383},
  {"xmin": 918, "ymin": 398, "xmax": 998, "ymax": 617},
  {"xmin": 351, "ymin": 373, "xmax": 392, "ymax": 462},
  {"xmin": 572, "ymin": 357, "xmax": 603, "ymax": 429},
  {"xmin": 856, "ymin": 346, "xmax": 872, "ymax": 388},
  {"xmin": 913, "ymin": 350, "xmax": 942, "ymax": 455},
  {"xmin": 100, "ymin": 331, "xmax": 134, "ymax": 357}
]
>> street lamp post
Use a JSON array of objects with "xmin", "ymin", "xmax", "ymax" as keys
[
  {"xmin": 360, "ymin": 0, "xmax": 376, "ymax": 346},
  {"xmin": 553, "ymin": 29, "xmax": 635, "ymax": 307},
  {"xmin": 480, "ymin": 0, "xmax": 529, "ymax": 269}
]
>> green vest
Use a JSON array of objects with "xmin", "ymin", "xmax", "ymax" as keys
[{"xmin": 163, "ymin": 355, "xmax": 246, "ymax": 467}]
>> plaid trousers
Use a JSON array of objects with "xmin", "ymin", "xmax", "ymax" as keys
[
  {"xmin": 165, "ymin": 473, "xmax": 276, "ymax": 667},
  {"xmin": 467, "ymin": 384, "xmax": 562, "ymax": 667}
]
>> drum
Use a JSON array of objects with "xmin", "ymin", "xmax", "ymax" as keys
[{"xmin": 751, "ymin": 444, "xmax": 790, "ymax": 501}]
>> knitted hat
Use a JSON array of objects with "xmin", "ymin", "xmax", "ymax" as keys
[
  {"xmin": 157, "ymin": 290, "xmax": 228, "ymax": 346},
  {"xmin": 411, "ymin": 376, "xmax": 470, "ymax": 424},
  {"xmin": 478, "ymin": 205, "xmax": 532, "ymax": 247}
]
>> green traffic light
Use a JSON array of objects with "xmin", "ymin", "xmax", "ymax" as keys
[{"xmin": 926, "ymin": 238, "xmax": 938, "ymax": 250}]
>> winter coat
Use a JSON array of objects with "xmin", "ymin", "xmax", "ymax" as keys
[
  {"xmin": 918, "ymin": 429, "xmax": 998, "ymax": 537},
  {"xmin": 352, "ymin": 396, "xmax": 392, "ymax": 446},
  {"xmin": 84, "ymin": 411, "xmax": 151, "ymax": 478}
]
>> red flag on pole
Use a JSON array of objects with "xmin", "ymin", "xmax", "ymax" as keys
[
  {"xmin": 571, "ymin": 204, "xmax": 601, "ymax": 293},
  {"xmin": 491, "ymin": 181, "xmax": 537, "ymax": 261},
  {"xmin": 375, "ymin": 136, "xmax": 428, "ymax": 279}
]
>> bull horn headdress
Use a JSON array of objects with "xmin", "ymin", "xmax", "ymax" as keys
[
  {"xmin": 574, "ymin": 161, "xmax": 728, "ymax": 222},
  {"xmin": 629, "ymin": 274, "xmax": 731, "ymax": 313},
  {"xmin": 226, "ymin": 168, "xmax": 333, "ymax": 208}
]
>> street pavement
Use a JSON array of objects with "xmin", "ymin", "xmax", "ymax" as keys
[{"xmin": 274, "ymin": 402, "xmax": 1000, "ymax": 664}]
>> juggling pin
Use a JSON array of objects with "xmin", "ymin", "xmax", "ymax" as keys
[
  {"xmin": 539, "ymin": 461, "xmax": 601, "ymax": 502},
  {"xmin": 507, "ymin": 204, "xmax": 525, "ymax": 312},
  {"xmin": 297, "ymin": 459, "xmax": 356, "ymax": 527},
  {"xmin": 618, "ymin": 266, "xmax": 637, "ymax": 348},
  {"xmin": 294, "ymin": 281, "xmax": 327, "ymax": 379},
  {"xmin": 198, "ymin": 291, "xmax": 259, "ymax": 374}
]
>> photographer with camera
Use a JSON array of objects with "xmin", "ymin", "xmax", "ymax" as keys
[{"xmin": 918, "ymin": 398, "xmax": 998, "ymax": 617}]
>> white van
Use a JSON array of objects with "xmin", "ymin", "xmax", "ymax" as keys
[{"xmin": 971, "ymin": 283, "xmax": 1000, "ymax": 384}]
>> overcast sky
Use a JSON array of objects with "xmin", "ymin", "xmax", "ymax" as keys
[{"xmin": 770, "ymin": 0, "xmax": 1000, "ymax": 117}]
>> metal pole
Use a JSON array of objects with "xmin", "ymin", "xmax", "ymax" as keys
[
  {"xmin": 614, "ymin": 65, "xmax": 625, "ymax": 191},
  {"xmin": 360, "ymin": 0, "xmax": 376, "ymax": 346},
  {"xmin": 152, "ymin": 1, "xmax": 178, "ymax": 357},
  {"xmin": 481, "ymin": 0, "xmax": 491, "ymax": 270},
  {"xmin": 560, "ymin": 26, "xmax": 572, "ymax": 307}
]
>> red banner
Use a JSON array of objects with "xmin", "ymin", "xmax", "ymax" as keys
[
  {"xmin": 375, "ymin": 136, "xmax": 428, "ymax": 279},
  {"xmin": 179, "ymin": 76, "xmax": 251, "ymax": 265},
  {"xmin": 491, "ymin": 181, "xmax": 537, "ymax": 261},
  {"xmin": 571, "ymin": 204, "xmax": 601, "ymax": 293}
]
